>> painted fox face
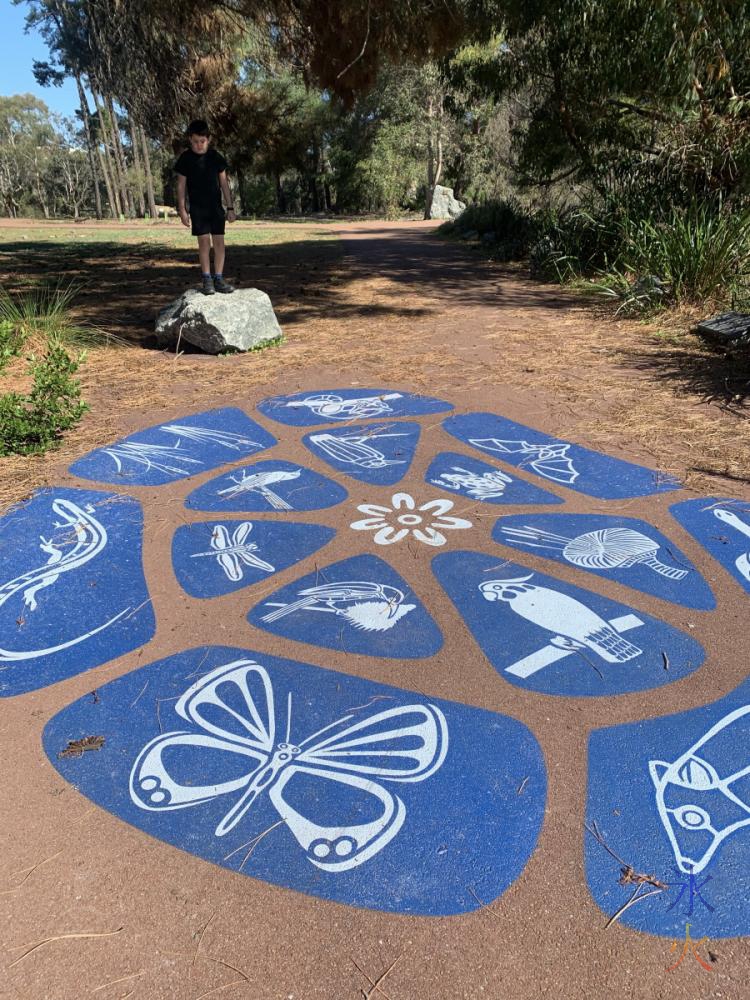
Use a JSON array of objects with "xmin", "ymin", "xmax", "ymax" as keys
[{"xmin": 649, "ymin": 706, "xmax": 750, "ymax": 874}]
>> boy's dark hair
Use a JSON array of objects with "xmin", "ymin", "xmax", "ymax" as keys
[{"xmin": 187, "ymin": 119, "xmax": 210, "ymax": 137}]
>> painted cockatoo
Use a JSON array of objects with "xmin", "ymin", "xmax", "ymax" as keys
[
  {"xmin": 261, "ymin": 581, "xmax": 415, "ymax": 633},
  {"xmin": 479, "ymin": 575, "xmax": 642, "ymax": 663}
]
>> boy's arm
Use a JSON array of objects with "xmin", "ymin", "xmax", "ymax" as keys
[
  {"xmin": 218, "ymin": 171, "xmax": 236, "ymax": 222},
  {"xmin": 176, "ymin": 175, "xmax": 189, "ymax": 227}
]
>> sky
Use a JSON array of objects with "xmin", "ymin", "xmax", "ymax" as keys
[{"xmin": 0, "ymin": 0, "xmax": 79, "ymax": 118}]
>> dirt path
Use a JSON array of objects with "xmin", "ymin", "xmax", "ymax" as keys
[
  {"xmin": 1, "ymin": 222, "xmax": 749, "ymax": 1000},
  {"xmin": 2, "ymin": 220, "xmax": 748, "ymax": 506}
]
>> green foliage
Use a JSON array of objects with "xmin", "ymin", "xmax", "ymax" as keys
[
  {"xmin": 0, "ymin": 344, "xmax": 87, "ymax": 456},
  {"xmin": 528, "ymin": 196, "xmax": 750, "ymax": 310},
  {"xmin": 449, "ymin": 1, "xmax": 750, "ymax": 199},
  {"xmin": 0, "ymin": 320, "xmax": 23, "ymax": 371},
  {"xmin": 618, "ymin": 201, "xmax": 750, "ymax": 302},
  {"xmin": 0, "ymin": 281, "xmax": 102, "ymax": 347},
  {"xmin": 0, "ymin": 282, "xmax": 90, "ymax": 455}
]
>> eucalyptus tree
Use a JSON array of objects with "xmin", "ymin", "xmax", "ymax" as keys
[{"xmin": 448, "ymin": 0, "xmax": 750, "ymax": 201}]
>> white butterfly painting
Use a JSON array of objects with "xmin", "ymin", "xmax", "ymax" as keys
[{"xmin": 129, "ymin": 660, "xmax": 449, "ymax": 872}]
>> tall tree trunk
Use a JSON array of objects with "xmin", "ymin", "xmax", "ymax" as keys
[
  {"xmin": 92, "ymin": 89, "xmax": 122, "ymax": 216},
  {"xmin": 424, "ymin": 91, "xmax": 445, "ymax": 219},
  {"xmin": 230, "ymin": 169, "xmax": 243, "ymax": 215},
  {"xmin": 424, "ymin": 95, "xmax": 435, "ymax": 219},
  {"xmin": 274, "ymin": 165, "xmax": 286, "ymax": 214},
  {"xmin": 106, "ymin": 94, "xmax": 135, "ymax": 216},
  {"xmin": 76, "ymin": 75, "xmax": 102, "ymax": 219},
  {"xmin": 32, "ymin": 152, "xmax": 50, "ymax": 219},
  {"xmin": 129, "ymin": 120, "xmax": 146, "ymax": 217},
  {"xmin": 138, "ymin": 125, "xmax": 157, "ymax": 219},
  {"xmin": 97, "ymin": 143, "xmax": 119, "ymax": 217}
]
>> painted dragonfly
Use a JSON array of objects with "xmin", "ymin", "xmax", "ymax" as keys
[{"xmin": 190, "ymin": 523, "xmax": 275, "ymax": 581}]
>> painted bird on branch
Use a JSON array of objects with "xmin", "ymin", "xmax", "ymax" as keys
[
  {"xmin": 261, "ymin": 581, "xmax": 416, "ymax": 632},
  {"xmin": 479, "ymin": 575, "xmax": 642, "ymax": 663}
]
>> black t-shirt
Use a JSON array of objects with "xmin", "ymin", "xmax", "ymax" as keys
[{"xmin": 174, "ymin": 148, "xmax": 227, "ymax": 214}]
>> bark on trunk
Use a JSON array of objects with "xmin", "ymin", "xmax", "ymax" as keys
[
  {"xmin": 138, "ymin": 126, "xmax": 158, "ymax": 219},
  {"xmin": 229, "ymin": 170, "xmax": 243, "ymax": 215},
  {"xmin": 275, "ymin": 166, "xmax": 286, "ymax": 214},
  {"xmin": 106, "ymin": 94, "xmax": 135, "ymax": 216},
  {"xmin": 92, "ymin": 89, "xmax": 121, "ymax": 216},
  {"xmin": 97, "ymin": 142, "xmax": 119, "ymax": 217},
  {"xmin": 76, "ymin": 75, "xmax": 102, "ymax": 219},
  {"xmin": 424, "ymin": 92, "xmax": 444, "ymax": 219},
  {"xmin": 129, "ymin": 120, "xmax": 146, "ymax": 217}
]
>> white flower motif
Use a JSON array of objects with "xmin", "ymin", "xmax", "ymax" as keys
[{"xmin": 350, "ymin": 492, "xmax": 472, "ymax": 547}]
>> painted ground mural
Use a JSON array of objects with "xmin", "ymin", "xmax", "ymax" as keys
[{"xmin": 2, "ymin": 388, "xmax": 747, "ymax": 932}]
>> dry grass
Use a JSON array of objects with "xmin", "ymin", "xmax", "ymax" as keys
[{"xmin": 0, "ymin": 220, "xmax": 748, "ymax": 511}]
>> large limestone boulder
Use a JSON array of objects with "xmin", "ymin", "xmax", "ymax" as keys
[
  {"xmin": 428, "ymin": 184, "xmax": 466, "ymax": 220},
  {"xmin": 156, "ymin": 288, "xmax": 283, "ymax": 354}
]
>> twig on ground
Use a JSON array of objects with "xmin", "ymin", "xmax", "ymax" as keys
[
  {"xmin": 352, "ymin": 953, "xmax": 402, "ymax": 1000},
  {"xmin": 8, "ymin": 927, "xmax": 124, "ymax": 968},
  {"xmin": 585, "ymin": 821, "xmax": 668, "ymax": 928},
  {"xmin": 92, "ymin": 971, "xmax": 144, "ymax": 992},
  {"xmin": 467, "ymin": 885, "xmax": 503, "ymax": 920},
  {"xmin": 193, "ymin": 912, "xmax": 216, "ymax": 966},
  {"xmin": 604, "ymin": 885, "xmax": 666, "ymax": 929}
]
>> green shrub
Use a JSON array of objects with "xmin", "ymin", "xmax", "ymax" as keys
[
  {"xmin": 0, "ymin": 282, "xmax": 107, "ymax": 348},
  {"xmin": 443, "ymin": 197, "xmax": 534, "ymax": 242},
  {"xmin": 0, "ymin": 344, "xmax": 88, "ymax": 456},
  {"xmin": 619, "ymin": 201, "xmax": 750, "ymax": 303},
  {"xmin": 0, "ymin": 319, "xmax": 22, "ymax": 372},
  {"xmin": 0, "ymin": 282, "xmax": 92, "ymax": 456}
]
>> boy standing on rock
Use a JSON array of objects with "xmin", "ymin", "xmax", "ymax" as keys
[{"xmin": 175, "ymin": 119, "xmax": 236, "ymax": 294}]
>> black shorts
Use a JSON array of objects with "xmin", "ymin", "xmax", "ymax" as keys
[{"xmin": 191, "ymin": 208, "xmax": 225, "ymax": 236}]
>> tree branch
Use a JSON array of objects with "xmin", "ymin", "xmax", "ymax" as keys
[{"xmin": 336, "ymin": 2, "xmax": 371, "ymax": 80}]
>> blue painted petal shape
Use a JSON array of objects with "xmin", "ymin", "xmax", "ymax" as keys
[
  {"xmin": 248, "ymin": 554, "xmax": 443, "ymax": 658},
  {"xmin": 44, "ymin": 646, "xmax": 546, "ymax": 915},
  {"xmin": 587, "ymin": 677, "xmax": 750, "ymax": 937},
  {"xmin": 70, "ymin": 408, "xmax": 277, "ymax": 486},
  {"xmin": 670, "ymin": 497, "xmax": 750, "ymax": 596},
  {"xmin": 442, "ymin": 413, "xmax": 680, "ymax": 499},
  {"xmin": 258, "ymin": 388, "xmax": 452, "ymax": 426},
  {"xmin": 185, "ymin": 460, "xmax": 348, "ymax": 513},
  {"xmin": 303, "ymin": 421, "xmax": 420, "ymax": 486},
  {"xmin": 493, "ymin": 513, "xmax": 715, "ymax": 610},
  {"xmin": 425, "ymin": 451, "xmax": 563, "ymax": 506},
  {"xmin": 172, "ymin": 520, "xmax": 335, "ymax": 598},
  {"xmin": 433, "ymin": 550, "xmax": 705, "ymax": 696},
  {"xmin": 0, "ymin": 488, "xmax": 154, "ymax": 696}
]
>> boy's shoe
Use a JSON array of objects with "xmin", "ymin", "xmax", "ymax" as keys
[
  {"xmin": 201, "ymin": 276, "xmax": 215, "ymax": 295},
  {"xmin": 213, "ymin": 275, "xmax": 235, "ymax": 293}
]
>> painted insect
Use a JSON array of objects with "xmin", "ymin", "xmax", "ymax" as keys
[
  {"xmin": 130, "ymin": 659, "xmax": 448, "ymax": 872},
  {"xmin": 190, "ymin": 523, "xmax": 275, "ymax": 581},
  {"xmin": 431, "ymin": 466, "xmax": 513, "ymax": 501},
  {"xmin": 650, "ymin": 705, "xmax": 750, "ymax": 874}
]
